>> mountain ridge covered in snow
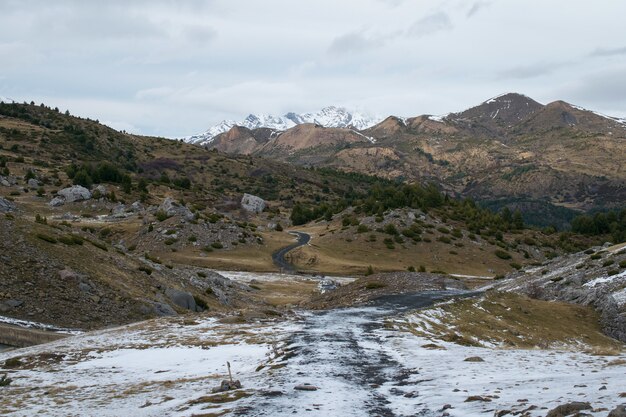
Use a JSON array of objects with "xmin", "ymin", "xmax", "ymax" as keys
[{"xmin": 185, "ymin": 106, "xmax": 381, "ymax": 145}]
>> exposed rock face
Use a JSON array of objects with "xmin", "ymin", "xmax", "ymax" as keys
[
  {"xmin": 165, "ymin": 288, "xmax": 197, "ymax": 311},
  {"xmin": 0, "ymin": 197, "xmax": 15, "ymax": 213},
  {"xmin": 241, "ymin": 193, "xmax": 265, "ymax": 214},
  {"xmin": 545, "ymin": 401, "xmax": 591, "ymax": 417},
  {"xmin": 93, "ymin": 184, "xmax": 107, "ymax": 194},
  {"xmin": 27, "ymin": 178, "xmax": 39, "ymax": 188},
  {"xmin": 497, "ymin": 244, "xmax": 626, "ymax": 342},
  {"xmin": 152, "ymin": 302, "xmax": 176, "ymax": 317},
  {"xmin": 48, "ymin": 197, "xmax": 65, "ymax": 207},
  {"xmin": 608, "ymin": 405, "xmax": 626, "ymax": 417},
  {"xmin": 0, "ymin": 175, "xmax": 17, "ymax": 187},
  {"xmin": 52, "ymin": 185, "xmax": 92, "ymax": 205},
  {"xmin": 158, "ymin": 197, "xmax": 194, "ymax": 221}
]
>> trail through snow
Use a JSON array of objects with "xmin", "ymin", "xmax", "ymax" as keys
[{"xmin": 0, "ymin": 289, "xmax": 625, "ymax": 416}]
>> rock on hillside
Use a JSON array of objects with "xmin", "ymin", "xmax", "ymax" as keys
[
  {"xmin": 50, "ymin": 185, "xmax": 92, "ymax": 206},
  {"xmin": 241, "ymin": 193, "xmax": 265, "ymax": 214},
  {"xmin": 0, "ymin": 197, "xmax": 15, "ymax": 213},
  {"xmin": 497, "ymin": 243, "xmax": 626, "ymax": 342}
]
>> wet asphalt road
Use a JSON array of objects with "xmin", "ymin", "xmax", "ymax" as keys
[{"xmin": 271, "ymin": 231, "xmax": 311, "ymax": 273}]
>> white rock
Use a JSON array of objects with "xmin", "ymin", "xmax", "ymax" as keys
[
  {"xmin": 57, "ymin": 185, "xmax": 92, "ymax": 203},
  {"xmin": 241, "ymin": 193, "xmax": 266, "ymax": 214},
  {"xmin": 49, "ymin": 197, "xmax": 65, "ymax": 207}
]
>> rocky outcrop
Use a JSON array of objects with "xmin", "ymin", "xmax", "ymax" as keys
[
  {"xmin": 152, "ymin": 302, "xmax": 176, "ymax": 317},
  {"xmin": 0, "ymin": 175, "xmax": 17, "ymax": 187},
  {"xmin": 49, "ymin": 185, "xmax": 92, "ymax": 206},
  {"xmin": 165, "ymin": 288, "xmax": 197, "ymax": 311},
  {"xmin": 545, "ymin": 401, "xmax": 591, "ymax": 417},
  {"xmin": 497, "ymin": 244, "xmax": 626, "ymax": 342},
  {"xmin": 608, "ymin": 405, "xmax": 626, "ymax": 417},
  {"xmin": 0, "ymin": 197, "xmax": 15, "ymax": 213},
  {"xmin": 241, "ymin": 193, "xmax": 265, "ymax": 214},
  {"xmin": 158, "ymin": 197, "xmax": 194, "ymax": 221}
]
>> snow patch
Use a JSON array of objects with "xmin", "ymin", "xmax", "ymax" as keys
[
  {"xmin": 584, "ymin": 269, "xmax": 626, "ymax": 288},
  {"xmin": 183, "ymin": 106, "xmax": 382, "ymax": 145}
]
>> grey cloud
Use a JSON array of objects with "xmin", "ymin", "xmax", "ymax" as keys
[
  {"xmin": 562, "ymin": 67, "xmax": 626, "ymax": 104},
  {"xmin": 467, "ymin": 1, "xmax": 492, "ymax": 17},
  {"xmin": 498, "ymin": 62, "xmax": 570, "ymax": 80},
  {"xmin": 328, "ymin": 32, "xmax": 386, "ymax": 56},
  {"xmin": 590, "ymin": 46, "xmax": 626, "ymax": 57},
  {"xmin": 407, "ymin": 12, "xmax": 452, "ymax": 38}
]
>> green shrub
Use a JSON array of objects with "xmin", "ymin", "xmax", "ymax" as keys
[
  {"xmin": 364, "ymin": 281, "xmax": 385, "ymax": 289},
  {"xmin": 384, "ymin": 223, "xmax": 398, "ymax": 235},
  {"xmin": 437, "ymin": 236, "xmax": 451, "ymax": 244},
  {"xmin": 494, "ymin": 249, "xmax": 512, "ymax": 260},
  {"xmin": 4, "ymin": 358, "xmax": 22, "ymax": 368},
  {"xmin": 509, "ymin": 262, "xmax": 522, "ymax": 270},
  {"xmin": 58, "ymin": 235, "xmax": 83, "ymax": 245},
  {"xmin": 619, "ymin": 260, "xmax": 626, "ymax": 268},
  {"xmin": 36, "ymin": 233, "xmax": 57, "ymax": 243},
  {"xmin": 164, "ymin": 238, "xmax": 178, "ymax": 246},
  {"xmin": 357, "ymin": 224, "xmax": 369, "ymax": 233},
  {"xmin": 156, "ymin": 210, "xmax": 170, "ymax": 222},
  {"xmin": 590, "ymin": 253, "xmax": 602, "ymax": 260},
  {"xmin": 138, "ymin": 266, "xmax": 153, "ymax": 275},
  {"xmin": 407, "ymin": 266, "xmax": 416, "ymax": 272},
  {"xmin": 211, "ymin": 242, "xmax": 223, "ymax": 249},
  {"xmin": 193, "ymin": 295, "xmax": 208, "ymax": 310},
  {"xmin": 607, "ymin": 269, "xmax": 619, "ymax": 276},
  {"xmin": 602, "ymin": 259, "xmax": 614, "ymax": 267}
]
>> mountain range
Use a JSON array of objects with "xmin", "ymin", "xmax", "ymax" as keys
[
  {"xmin": 199, "ymin": 93, "xmax": 626, "ymax": 227},
  {"xmin": 184, "ymin": 106, "xmax": 381, "ymax": 145}
]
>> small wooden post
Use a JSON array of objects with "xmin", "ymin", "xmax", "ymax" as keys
[{"xmin": 227, "ymin": 361, "xmax": 233, "ymax": 383}]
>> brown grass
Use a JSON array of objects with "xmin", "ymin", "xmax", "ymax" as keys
[{"xmin": 402, "ymin": 291, "xmax": 624, "ymax": 351}]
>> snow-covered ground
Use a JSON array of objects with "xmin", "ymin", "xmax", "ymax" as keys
[
  {"xmin": 0, "ymin": 289, "xmax": 624, "ymax": 416},
  {"xmin": 215, "ymin": 269, "xmax": 355, "ymax": 285}
]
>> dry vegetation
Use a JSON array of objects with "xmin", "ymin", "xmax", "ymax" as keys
[{"xmin": 399, "ymin": 291, "xmax": 624, "ymax": 351}]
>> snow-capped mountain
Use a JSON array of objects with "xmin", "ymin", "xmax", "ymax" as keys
[{"xmin": 184, "ymin": 106, "xmax": 380, "ymax": 145}]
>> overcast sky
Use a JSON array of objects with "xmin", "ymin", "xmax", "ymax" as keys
[{"xmin": 1, "ymin": 0, "xmax": 625, "ymax": 137}]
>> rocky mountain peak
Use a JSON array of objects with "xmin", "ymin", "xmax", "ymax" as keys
[
  {"xmin": 450, "ymin": 92, "xmax": 544, "ymax": 128},
  {"xmin": 183, "ymin": 106, "xmax": 380, "ymax": 146}
]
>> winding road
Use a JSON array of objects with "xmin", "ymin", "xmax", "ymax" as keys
[{"xmin": 272, "ymin": 231, "xmax": 311, "ymax": 273}]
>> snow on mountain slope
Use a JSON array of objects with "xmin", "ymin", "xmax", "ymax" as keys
[{"xmin": 185, "ymin": 106, "xmax": 381, "ymax": 145}]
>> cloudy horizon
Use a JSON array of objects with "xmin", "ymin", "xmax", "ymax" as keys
[{"xmin": 1, "ymin": 0, "xmax": 625, "ymax": 137}]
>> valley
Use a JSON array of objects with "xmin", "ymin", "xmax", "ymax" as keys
[{"xmin": 0, "ymin": 100, "xmax": 625, "ymax": 417}]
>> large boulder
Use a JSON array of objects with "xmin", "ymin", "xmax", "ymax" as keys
[
  {"xmin": 608, "ymin": 405, "xmax": 626, "ymax": 417},
  {"xmin": 546, "ymin": 402, "xmax": 592, "ymax": 417},
  {"xmin": 152, "ymin": 302, "xmax": 177, "ymax": 317},
  {"xmin": 165, "ymin": 288, "xmax": 197, "ymax": 311},
  {"xmin": 158, "ymin": 197, "xmax": 194, "ymax": 221},
  {"xmin": 49, "ymin": 197, "xmax": 65, "ymax": 207},
  {"xmin": 241, "ymin": 193, "xmax": 266, "ymax": 214},
  {"xmin": 56, "ymin": 185, "xmax": 92, "ymax": 203},
  {"xmin": 0, "ymin": 197, "xmax": 15, "ymax": 213},
  {"xmin": 27, "ymin": 178, "xmax": 39, "ymax": 188}
]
